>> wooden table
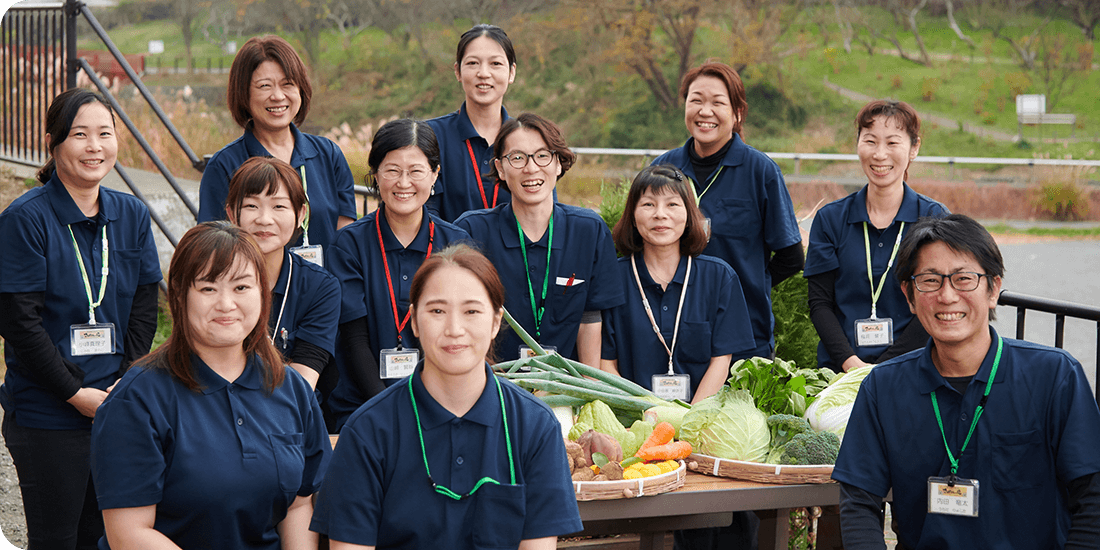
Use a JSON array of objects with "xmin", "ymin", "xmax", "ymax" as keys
[{"xmin": 573, "ymin": 472, "xmax": 841, "ymax": 550}]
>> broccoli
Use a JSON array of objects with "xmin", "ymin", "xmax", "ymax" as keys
[
  {"xmin": 764, "ymin": 414, "xmax": 814, "ymax": 464},
  {"xmin": 776, "ymin": 431, "xmax": 841, "ymax": 465}
]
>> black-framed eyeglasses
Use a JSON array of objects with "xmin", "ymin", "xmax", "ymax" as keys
[
  {"xmin": 503, "ymin": 150, "xmax": 555, "ymax": 169},
  {"xmin": 911, "ymin": 272, "xmax": 989, "ymax": 292}
]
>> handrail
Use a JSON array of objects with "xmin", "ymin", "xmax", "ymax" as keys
[
  {"xmin": 571, "ymin": 147, "xmax": 1100, "ymax": 168},
  {"xmin": 998, "ymin": 289, "xmax": 1100, "ymax": 402}
]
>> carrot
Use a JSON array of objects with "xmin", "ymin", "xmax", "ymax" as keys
[
  {"xmin": 635, "ymin": 421, "xmax": 675, "ymax": 456},
  {"xmin": 635, "ymin": 440, "xmax": 693, "ymax": 462}
]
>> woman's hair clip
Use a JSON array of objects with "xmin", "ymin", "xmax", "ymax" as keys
[{"xmin": 670, "ymin": 169, "xmax": 684, "ymax": 182}]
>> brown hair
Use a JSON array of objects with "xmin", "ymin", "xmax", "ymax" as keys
[
  {"xmin": 613, "ymin": 165, "xmax": 708, "ymax": 257},
  {"xmin": 680, "ymin": 62, "xmax": 747, "ymax": 135},
  {"xmin": 409, "ymin": 243, "xmax": 505, "ymax": 362},
  {"xmin": 225, "ymin": 156, "xmax": 308, "ymax": 244},
  {"xmin": 488, "ymin": 113, "xmax": 576, "ymax": 184},
  {"xmin": 855, "ymin": 99, "xmax": 921, "ymax": 180},
  {"xmin": 140, "ymin": 222, "xmax": 284, "ymax": 392},
  {"xmin": 37, "ymin": 88, "xmax": 115, "ymax": 184},
  {"xmin": 226, "ymin": 35, "xmax": 312, "ymax": 128}
]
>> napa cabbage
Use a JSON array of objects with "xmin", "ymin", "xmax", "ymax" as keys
[{"xmin": 803, "ymin": 364, "xmax": 874, "ymax": 442}]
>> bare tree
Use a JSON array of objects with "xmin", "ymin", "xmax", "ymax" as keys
[
  {"xmin": 959, "ymin": 0, "xmax": 1053, "ymax": 69},
  {"xmin": 943, "ymin": 0, "xmax": 976, "ymax": 48},
  {"xmin": 1061, "ymin": 0, "xmax": 1100, "ymax": 40}
]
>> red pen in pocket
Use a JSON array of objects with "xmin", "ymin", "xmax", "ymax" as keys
[{"xmin": 563, "ymin": 273, "xmax": 575, "ymax": 294}]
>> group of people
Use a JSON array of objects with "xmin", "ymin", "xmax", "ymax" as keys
[{"xmin": 0, "ymin": 21, "xmax": 1097, "ymax": 550}]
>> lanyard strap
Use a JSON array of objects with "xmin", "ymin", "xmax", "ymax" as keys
[
  {"xmin": 862, "ymin": 221, "xmax": 905, "ymax": 319},
  {"xmin": 409, "ymin": 370, "xmax": 516, "ymax": 500},
  {"xmin": 271, "ymin": 252, "xmax": 293, "ymax": 346},
  {"xmin": 689, "ymin": 166, "xmax": 724, "ymax": 205},
  {"xmin": 930, "ymin": 335, "xmax": 1003, "ymax": 478},
  {"xmin": 377, "ymin": 211, "xmax": 435, "ymax": 346},
  {"xmin": 298, "ymin": 166, "xmax": 311, "ymax": 246},
  {"xmin": 516, "ymin": 213, "xmax": 553, "ymax": 340},
  {"xmin": 466, "ymin": 139, "xmax": 498, "ymax": 210},
  {"xmin": 631, "ymin": 254, "xmax": 692, "ymax": 375},
  {"xmin": 68, "ymin": 224, "xmax": 109, "ymax": 325}
]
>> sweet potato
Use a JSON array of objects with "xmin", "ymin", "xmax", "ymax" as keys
[{"xmin": 577, "ymin": 429, "xmax": 623, "ymax": 464}]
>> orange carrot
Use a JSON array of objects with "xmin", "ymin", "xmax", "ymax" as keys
[
  {"xmin": 635, "ymin": 440, "xmax": 693, "ymax": 462},
  {"xmin": 636, "ymin": 422, "xmax": 676, "ymax": 457}
]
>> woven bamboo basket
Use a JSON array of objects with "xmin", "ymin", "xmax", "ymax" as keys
[
  {"xmin": 686, "ymin": 453, "xmax": 835, "ymax": 485},
  {"xmin": 573, "ymin": 460, "xmax": 686, "ymax": 501}
]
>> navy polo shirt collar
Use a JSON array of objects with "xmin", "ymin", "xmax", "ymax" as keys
[
  {"xmin": 242, "ymin": 124, "xmax": 316, "ymax": 167},
  {"xmin": 845, "ymin": 184, "xmax": 922, "ymax": 225},
  {"xmin": 376, "ymin": 206, "xmax": 434, "ymax": 254},
  {"xmin": 410, "ymin": 363, "xmax": 503, "ymax": 430},
  {"xmin": 917, "ymin": 327, "xmax": 1007, "ymax": 395},
  {"xmin": 457, "ymin": 102, "xmax": 510, "ymax": 143},
  {"xmin": 683, "ymin": 133, "xmax": 747, "ymax": 169},
  {"xmin": 635, "ymin": 254, "xmax": 691, "ymax": 290},
  {"xmin": 273, "ymin": 251, "xmax": 293, "ymax": 295},
  {"xmin": 192, "ymin": 353, "xmax": 265, "ymax": 394},
  {"xmin": 45, "ymin": 172, "xmax": 120, "ymax": 225},
  {"xmin": 497, "ymin": 203, "xmax": 565, "ymax": 251}
]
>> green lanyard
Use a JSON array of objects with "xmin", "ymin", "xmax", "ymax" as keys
[
  {"xmin": 516, "ymin": 213, "xmax": 553, "ymax": 340},
  {"xmin": 67, "ymin": 224, "xmax": 109, "ymax": 325},
  {"xmin": 930, "ymin": 336, "xmax": 1003, "ymax": 478},
  {"xmin": 298, "ymin": 166, "xmax": 311, "ymax": 246},
  {"xmin": 408, "ymin": 371, "xmax": 516, "ymax": 500},
  {"xmin": 862, "ymin": 221, "xmax": 904, "ymax": 319},
  {"xmin": 689, "ymin": 167, "xmax": 724, "ymax": 206}
]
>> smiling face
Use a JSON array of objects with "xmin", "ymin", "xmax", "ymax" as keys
[
  {"xmin": 186, "ymin": 256, "xmax": 263, "ymax": 359},
  {"xmin": 248, "ymin": 60, "xmax": 301, "ymax": 135},
  {"xmin": 684, "ymin": 75, "xmax": 738, "ymax": 157},
  {"xmin": 858, "ymin": 115, "xmax": 920, "ymax": 191},
  {"xmin": 454, "ymin": 36, "xmax": 515, "ymax": 109},
  {"xmin": 497, "ymin": 128, "xmax": 561, "ymax": 210},
  {"xmin": 49, "ymin": 102, "xmax": 117, "ymax": 191},
  {"xmin": 378, "ymin": 145, "xmax": 438, "ymax": 219},
  {"xmin": 905, "ymin": 241, "xmax": 1000, "ymax": 357},
  {"xmin": 229, "ymin": 179, "xmax": 303, "ymax": 256},
  {"xmin": 634, "ymin": 187, "xmax": 687, "ymax": 250},
  {"xmin": 411, "ymin": 264, "xmax": 502, "ymax": 380}
]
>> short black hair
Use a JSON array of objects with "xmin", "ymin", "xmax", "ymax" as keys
[
  {"xmin": 368, "ymin": 119, "xmax": 440, "ymax": 173},
  {"xmin": 456, "ymin": 24, "xmax": 516, "ymax": 68},
  {"xmin": 37, "ymin": 88, "xmax": 115, "ymax": 184},
  {"xmin": 896, "ymin": 214, "xmax": 1004, "ymax": 320}
]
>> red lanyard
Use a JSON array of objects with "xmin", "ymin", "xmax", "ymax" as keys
[
  {"xmin": 376, "ymin": 212, "xmax": 435, "ymax": 344},
  {"xmin": 466, "ymin": 138, "xmax": 498, "ymax": 209}
]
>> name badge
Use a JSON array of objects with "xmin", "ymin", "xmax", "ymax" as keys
[
  {"xmin": 518, "ymin": 345, "xmax": 556, "ymax": 373},
  {"xmin": 651, "ymin": 373, "xmax": 691, "ymax": 401},
  {"xmin": 290, "ymin": 245, "xmax": 324, "ymax": 267},
  {"xmin": 928, "ymin": 476, "xmax": 979, "ymax": 517},
  {"xmin": 70, "ymin": 323, "xmax": 114, "ymax": 356},
  {"xmin": 379, "ymin": 348, "xmax": 419, "ymax": 379},
  {"xmin": 703, "ymin": 218, "xmax": 711, "ymax": 243},
  {"xmin": 855, "ymin": 317, "xmax": 893, "ymax": 347}
]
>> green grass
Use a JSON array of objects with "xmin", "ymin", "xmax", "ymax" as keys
[{"xmin": 983, "ymin": 224, "xmax": 1100, "ymax": 237}]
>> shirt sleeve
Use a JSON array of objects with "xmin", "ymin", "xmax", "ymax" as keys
[
  {"xmin": 328, "ymin": 142, "xmax": 359, "ymax": 220},
  {"xmin": 136, "ymin": 204, "xmax": 163, "ymax": 285},
  {"xmin": 600, "ymin": 306, "xmax": 620, "ymax": 361},
  {"xmin": 583, "ymin": 219, "xmax": 626, "ymax": 312},
  {"xmin": 297, "ymin": 376, "xmax": 332, "ymax": 496},
  {"xmin": 832, "ymin": 371, "xmax": 892, "ymax": 497},
  {"xmin": 122, "ymin": 283, "xmax": 160, "ymax": 374},
  {"xmin": 760, "ymin": 159, "xmax": 802, "ymax": 252},
  {"xmin": 327, "ymin": 232, "xmax": 368, "ymax": 324},
  {"xmin": 91, "ymin": 373, "xmax": 170, "ymax": 510},
  {"xmin": 803, "ymin": 209, "xmax": 840, "ymax": 277},
  {"xmin": 309, "ymin": 418, "xmax": 385, "ymax": 545},
  {"xmin": 0, "ymin": 292, "xmax": 84, "ymax": 399},
  {"xmin": 0, "ymin": 206, "xmax": 47, "ymax": 293},
  {"xmin": 807, "ymin": 270, "xmax": 857, "ymax": 368},
  {"xmin": 838, "ymin": 482, "xmax": 888, "ymax": 550},
  {"xmin": 198, "ymin": 157, "xmax": 232, "ymax": 223},
  {"xmin": 767, "ymin": 242, "xmax": 804, "ymax": 287},
  {"xmin": 711, "ymin": 267, "xmax": 757, "ymax": 357},
  {"xmin": 1050, "ymin": 357, "xmax": 1100, "ymax": 484},
  {"xmin": 291, "ymin": 268, "xmax": 342, "ymax": 357}
]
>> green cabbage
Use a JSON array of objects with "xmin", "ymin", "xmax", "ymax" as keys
[
  {"xmin": 576, "ymin": 400, "xmax": 651, "ymax": 456},
  {"xmin": 804, "ymin": 365, "xmax": 874, "ymax": 441},
  {"xmin": 678, "ymin": 387, "xmax": 770, "ymax": 462}
]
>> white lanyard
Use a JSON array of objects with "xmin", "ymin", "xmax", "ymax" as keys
[
  {"xmin": 299, "ymin": 166, "xmax": 311, "ymax": 246},
  {"xmin": 631, "ymin": 254, "xmax": 692, "ymax": 375},
  {"xmin": 68, "ymin": 224, "xmax": 109, "ymax": 325},
  {"xmin": 863, "ymin": 221, "xmax": 904, "ymax": 319},
  {"xmin": 271, "ymin": 252, "xmax": 293, "ymax": 347}
]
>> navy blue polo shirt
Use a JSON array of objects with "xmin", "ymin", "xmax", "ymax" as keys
[
  {"xmin": 0, "ymin": 174, "xmax": 161, "ymax": 430},
  {"xmin": 198, "ymin": 124, "xmax": 358, "ymax": 251},
  {"xmin": 804, "ymin": 184, "xmax": 948, "ymax": 368},
  {"xmin": 325, "ymin": 207, "xmax": 470, "ymax": 417},
  {"xmin": 269, "ymin": 251, "xmax": 341, "ymax": 358},
  {"xmin": 602, "ymin": 254, "xmax": 756, "ymax": 395},
  {"xmin": 426, "ymin": 102, "xmax": 512, "ymax": 222},
  {"xmin": 456, "ymin": 202, "xmax": 624, "ymax": 361},
  {"xmin": 833, "ymin": 328, "xmax": 1100, "ymax": 549},
  {"xmin": 91, "ymin": 354, "xmax": 331, "ymax": 550},
  {"xmin": 311, "ymin": 364, "xmax": 583, "ymax": 547},
  {"xmin": 652, "ymin": 135, "xmax": 802, "ymax": 357}
]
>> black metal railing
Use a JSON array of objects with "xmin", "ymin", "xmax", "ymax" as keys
[
  {"xmin": 0, "ymin": 5, "xmax": 69, "ymax": 166},
  {"xmin": 998, "ymin": 290, "xmax": 1100, "ymax": 402}
]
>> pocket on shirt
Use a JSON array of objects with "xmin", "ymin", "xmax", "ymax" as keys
[
  {"xmin": 269, "ymin": 432, "xmax": 305, "ymax": 494},
  {"xmin": 472, "ymin": 482, "xmax": 526, "ymax": 549},
  {"xmin": 113, "ymin": 248, "xmax": 143, "ymax": 300},
  {"xmin": 991, "ymin": 429, "xmax": 1045, "ymax": 491},
  {"xmin": 708, "ymin": 198, "xmax": 759, "ymax": 239},
  {"xmin": 677, "ymin": 321, "xmax": 713, "ymax": 366},
  {"xmin": 550, "ymin": 281, "xmax": 586, "ymax": 326}
]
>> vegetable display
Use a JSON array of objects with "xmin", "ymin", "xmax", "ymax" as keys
[
  {"xmin": 678, "ymin": 387, "xmax": 770, "ymax": 462},
  {"xmin": 803, "ymin": 364, "xmax": 874, "ymax": 442},
  {"xmin": 728, "ymin": 356, "xmax": 836, "ymax": 417}
]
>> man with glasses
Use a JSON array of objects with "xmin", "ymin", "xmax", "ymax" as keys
[{"xmin": 833, "ymin": 214, "xmax": 1100, "ymax": 549}]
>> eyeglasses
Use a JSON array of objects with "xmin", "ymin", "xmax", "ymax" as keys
[
  {"xmin": 502, "ymin": 150, "xmax": 555, "ymax": 169},
  {"xmin": 378, "ymin": 167, "xmax": 431, "ymax": 182},
  {"xmin": 911, "ymin": 272, "xmax": 989, "ymax": 293}
]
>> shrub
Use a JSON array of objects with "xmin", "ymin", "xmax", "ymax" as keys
[
  {"xmin": 1005, "ymin": 71, "xmax": 1031, "ymax": 96},
  {"xmin": 920, "ymin": 77, "xmax": 940, "ymax": 102},
  {"xmin": 1033, "ymin": 179, "xmax": 1091, "ymax": 221},
  {"xmin": 890, "ymin": 74, "xmax": 903, "ymax": 90},
  {"xmin": 772, "ymin": 271, "xmax": 819, "ymax": 370}
]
